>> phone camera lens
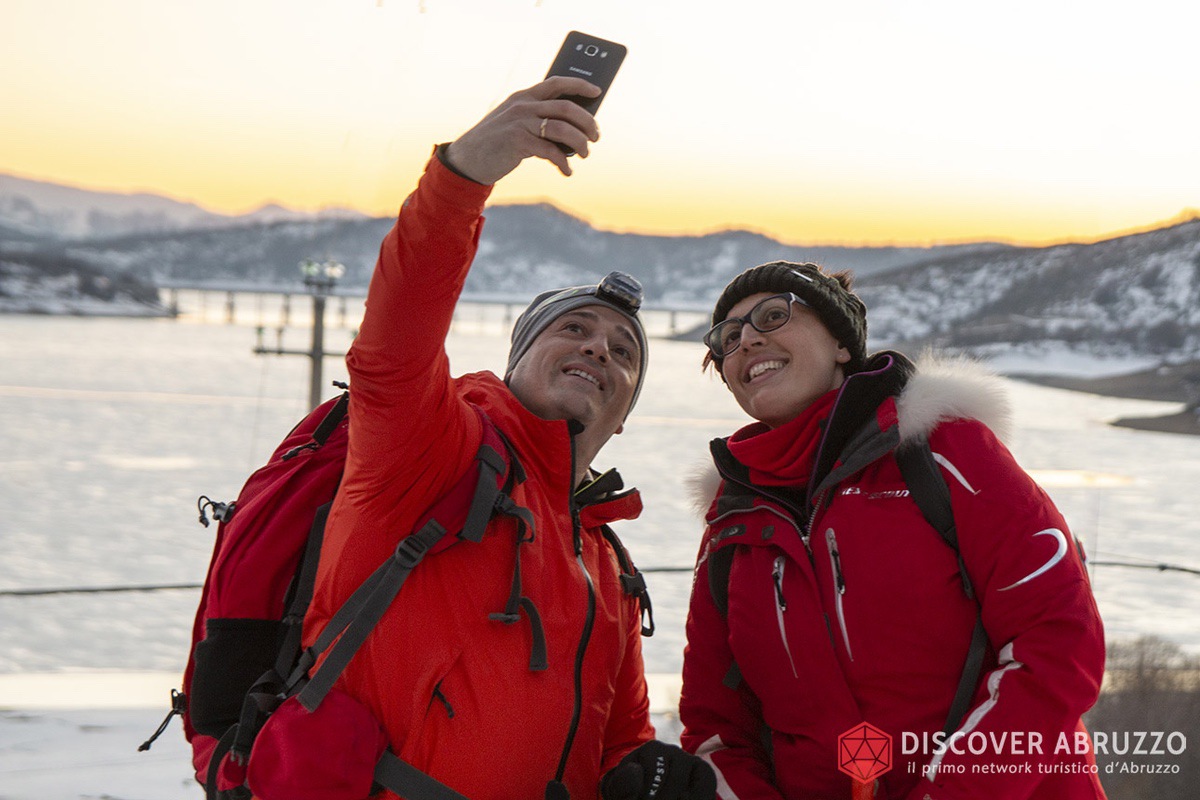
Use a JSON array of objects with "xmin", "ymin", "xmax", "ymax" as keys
[{"xmin": 584, "ymin": 44, "xmax": 599, "ymax": 56}]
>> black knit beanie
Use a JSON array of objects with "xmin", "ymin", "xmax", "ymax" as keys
[{"xmin": 709, "ymin": 261, "xmax": 868, "ymax": 372}]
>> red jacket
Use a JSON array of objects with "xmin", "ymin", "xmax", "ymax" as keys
[
  {"xmin": 680, "ymin": 353, "xmax": 1106, "ymax": 800},
  {"xmin": 304, "ymin": 153, "xmax": 655, "ymax": 800}
]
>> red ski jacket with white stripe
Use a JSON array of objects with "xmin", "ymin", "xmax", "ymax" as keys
[{"xmin": 680, "ymin": 352, "xmax": 1106, "ymax": 800}]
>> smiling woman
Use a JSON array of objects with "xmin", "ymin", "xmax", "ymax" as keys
[
  {"xmin": 678, "ymin": 260, "xmax": 1110, "ymax": 799},
  {"xmin": 714, "ymin": 292, "xmax": 850, "ymax": 428}
]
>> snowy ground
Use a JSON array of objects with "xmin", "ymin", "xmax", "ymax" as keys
[
  {"xmin": 0, "ymin": 672, "xmax": 683, "ymax": 800},
  {"xmin": 0, "ymin": 708, "xmax": 195, "ymax": 800},
  {"xmin": 0, "ymin": 673, "xmax": 196, "ymax": 800}
]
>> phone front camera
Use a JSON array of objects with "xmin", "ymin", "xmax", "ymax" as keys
[{"xmin": 584, "ymin": 44, "xmax": 599, "ymax": 56}]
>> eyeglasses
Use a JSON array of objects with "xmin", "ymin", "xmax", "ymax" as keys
[{"xmin": 704, "ymin": 293, "xmax": 810, "ymax": 358}]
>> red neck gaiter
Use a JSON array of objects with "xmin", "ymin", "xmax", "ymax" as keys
[{"xmin": 726, "ymin": 390, "xmax": 838, "ymax": 487}]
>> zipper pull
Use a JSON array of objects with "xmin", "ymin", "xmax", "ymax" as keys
[
  {"xmin": 570, "ymin": 506, "xmax": 584, "ymax": 556},
  {"xmin": 803, "ymin": 488, "xmax": 830, "ymax": 551},
  {"xmin": 772, "ymin": 556, "xmax": 787, "ymax": 611},
  {"xmin": 432, "ymin": 684, "xmax": 456, "ymax": 719},
  {"xmin": 826, "ymin": 529, "xmax": 846, "ymax": 594}
]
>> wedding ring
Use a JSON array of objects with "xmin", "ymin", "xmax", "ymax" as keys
[{"xmin": 538, "ymin": 118, "xmax": 549, "ymax": 139}]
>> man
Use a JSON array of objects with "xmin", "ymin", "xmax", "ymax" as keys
[{"xmin": 301, "ymin": 77, "xmax": 715, "ymax": 800}]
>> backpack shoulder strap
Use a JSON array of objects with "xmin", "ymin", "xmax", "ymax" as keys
[
  {"xmin": 600, "ymin": 524, "xmax": 655, "ymax": 637},
  {"xmin": 273, "ymin": 499, "xmax": 334, "ymax": 679},
  {"xmin": 704, "ymin": 543, "xmax": 743, "ymax": 689},
  {"xmin": 895, "ymin": 441, "xmax": 957, "ymax": 563},
  {"xmin": 292, "ymin": 409, "xmax": 526, "ymax": 708},
  {"xmin": 273, "ymin": 391, "xmax": 353, "ymax": 677},
  {"xmin": 282, "ymin": 387, "xmax": 350, "ymax": 461},
  {"xmin": 895, "ymin": 438, "xmax": 989, "ymax": 737},
  {"xmin": 707, "ymin": 543, "xmax": 734, "ymax": 619}
]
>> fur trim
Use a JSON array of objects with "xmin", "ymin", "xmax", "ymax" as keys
[
  {"xmin": 685, "ymin": 351, "xmax": 1012, "ymax": 518},
  {"xmin": 685, "ymin": 459, "xmax": 723, "ymax": 519},
  {"xmin": 896, "ymin": 350, "xmax": 1012, "ymax": 446}
]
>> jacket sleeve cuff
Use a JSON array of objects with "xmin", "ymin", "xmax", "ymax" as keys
[
  {"xmin": 404, "ymin": 143, "xmax": 492, "ymax": 221},
  {"xmin": 434, "ymin": 142, "xmax": 487, "ymax": 184}
]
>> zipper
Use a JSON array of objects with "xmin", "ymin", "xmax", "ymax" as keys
[
  {"xmin": 553, "ymin": 422, "xmax": 597, "ymax": 786},
  {"xmin": 712, "ymin": 448, "xmax": 811, "ymax": 553},
  {"xmin": 772, "ymin": 556, "xmax": 800, "ymax": 679},
  {"xmin": 805, "ymin": 487, "xmax": 829, "ymax": 545},
  {"xmin": 825, "ymin": 527, "xmax": 854, "ymax": 661}
]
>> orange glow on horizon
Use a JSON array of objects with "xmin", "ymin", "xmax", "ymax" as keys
[
  {"xmin": 3, "ymin": 0, "xmax": 1197, "ymax": 249},
  {"xmin": 3, "ymin": 158, "xmax": 1196, "ymax": 250}
]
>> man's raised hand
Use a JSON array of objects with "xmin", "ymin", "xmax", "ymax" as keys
[{"xmin": 444, "ymin": 77, "xmax": 602, "ymax": 184}]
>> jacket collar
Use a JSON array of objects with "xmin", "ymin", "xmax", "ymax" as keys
[
  {"xmin": 697, "ymin": 351, "xmax": 1012, "ymax": 522},
  {"xmin": 807, "ymin": 350, "xmax": 912, "ymax": 502},
  {"xmin": 456, "ymin": 370, "xmax": 642, "ymax": 525}
]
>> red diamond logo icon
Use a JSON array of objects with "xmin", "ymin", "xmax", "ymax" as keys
[{"xmin": 837, "ymin": 722, "xmax": 893, "ymax": 783}]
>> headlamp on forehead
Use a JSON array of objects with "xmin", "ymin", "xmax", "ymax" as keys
[{"xmin": 595, "ymin": 271, "xmax": 643, "ymax": 314}]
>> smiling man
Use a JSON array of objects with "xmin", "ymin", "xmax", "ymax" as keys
[
  {"xmin": 505, "ymin": 276, "xmax": 648, "ymax": 484},
  {"xmin": 292, "ymin": 76, "xmax": 714, "ymax": 800}
]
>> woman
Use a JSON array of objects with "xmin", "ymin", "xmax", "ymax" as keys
[{"xmin": 678, "ymin": 261, "xmax": 1107, "ymax": 799}]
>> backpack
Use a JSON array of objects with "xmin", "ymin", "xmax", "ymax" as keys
[
  {"xmin": 706, "ymin": 438, "xmax": 987, "ymax": 738},
  {"xmin": 140, "ymin": 385, "xmax": 576, "ymax": 800}
]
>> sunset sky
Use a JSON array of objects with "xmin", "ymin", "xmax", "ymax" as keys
[{"xmin": 3, "ymin": 0, "xmax": 1198, "ymax": 245}]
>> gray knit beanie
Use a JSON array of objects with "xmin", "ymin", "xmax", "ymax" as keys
[
  {"xmin": 709, "ymin": 261, "xmax": 868, "ymax": 372},
  {"xmin": 505, "ymin": 271, "xmax": 648, "ymax": 418}
]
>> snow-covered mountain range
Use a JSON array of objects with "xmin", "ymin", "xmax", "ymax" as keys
[
  {"xmin": 0, "ymin": 173, "xmax": 365, "ymax": 240},
  {"xmin": 858, "ymin": 218, "xmax": 1200, "ymax": 360},
  {"xmin": 2, "ymin": 172, "xmax": 1198, "ymax": 365}
]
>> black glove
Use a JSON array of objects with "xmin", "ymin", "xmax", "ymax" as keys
[{"xmin": 601, "ymin": 741, "xmax": 717, "ymax": 800}]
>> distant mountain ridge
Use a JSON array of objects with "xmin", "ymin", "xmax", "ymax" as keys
[
  {"xmin": 2, "ymin": 172, "xmax": 1198, "ymax": 368},
  {"xmin": 0, "ymin": 172, "xmax": 1005, "ymax": 295},
  {"xmin": 857, "ymin": 217, "xmax": 1200, "ymax": 359},
  {"xmin": 0, "ymin": 173, "xmax": 366, "ymax": 240}
]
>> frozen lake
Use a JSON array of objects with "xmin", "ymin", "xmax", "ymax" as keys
[
  {"xmin": 1, "ymin": 307, "xmax": 1197, "ymax": 678},
  {"xmin": 0, "ymin": 303, "xmax": 1198, "ymax": 798}
]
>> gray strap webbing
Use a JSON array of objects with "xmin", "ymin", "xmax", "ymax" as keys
[
  {"xmin": 374, "ymin": 751, "xmax": 470, "ymax": 800},
  {"xmin": 894, "ymin": 439, "xmax": 988, "ymax": 737},
  {"xmin": 291, "ymin": 435, "xmax": 525, "ymax": 711},
  {"xmin": 895, "ymin": 440, "xmax": 974, "ymax": 598},
  {"xmin": 722, "ymin": 660, "xmax": 742, "ymax": 690},
  {"xmin": 297, "ymin": 519, "xmax": 447, "ymax": 712},
  {"xmin": 951, "ymin": 617, "xmax": 989, "ymax": 736},
  {"xmin": 461, "ymin": 445, "xmax": 506, "ymax": 542}
]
